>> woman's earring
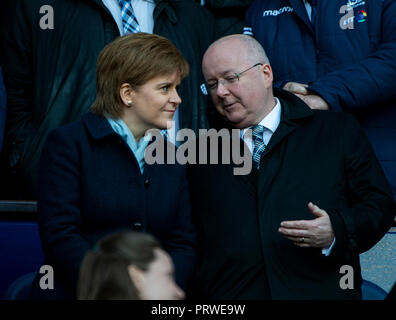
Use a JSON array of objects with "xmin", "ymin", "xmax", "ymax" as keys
[{"xmin": 127, "ymin": 101, "xmax": 132, "ymax": 107}]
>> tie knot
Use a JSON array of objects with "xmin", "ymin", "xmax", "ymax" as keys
[
  {"xmin": 118, "ymin": 0, "xmax": 141, "ymax": 34},
  {"xmin": 118, "ymin": 0, "xmax": 130, "ymax": 7},
  {"xmin": 252, "ymin": 125, "xmax": 265, "ymax": 139}
]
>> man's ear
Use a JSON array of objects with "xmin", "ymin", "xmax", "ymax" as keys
[
  {"xmin": 128, "ymin": 265, "xmax": 145, "ymax": 294},
  {"xmin": 261, "ymin": 63, "xmax": 273, "ymax": 89},
  {"xmin": 120, "ymin": 83, "xmax": 135, "ymax": 107}
]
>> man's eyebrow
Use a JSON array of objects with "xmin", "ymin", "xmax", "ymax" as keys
[{"xmin": 206, "ymin": 69, "xmax": 236, "ymax": 81}]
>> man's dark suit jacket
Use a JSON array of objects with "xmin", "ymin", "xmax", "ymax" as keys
[
  {"xmin": 188, "ymin": 89, "xmax": 395, "ymax": 300},
  {"xmin": 30, "ymin": 112, "xmax": 196, "ymax": 299}
]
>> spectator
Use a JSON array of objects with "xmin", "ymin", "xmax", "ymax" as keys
[
  {"xmin": 1, "ymin": 0, "xmax": 215, "ymax": 199},
  {"xmin": 244, "ymin": 0, "xmax": 396, "ymax": 201},
  {"xmin": 29, "ymin": 33, "xmax": 196, "ymax": 299},
  {"xmin": 197, "ymin": 0, "xmax": 255, "ymax": 36},
  {"xmin": 188, "ymin": 34, "xmax": 395, "ymax": 299},
  {"xmin": 78, "ymin": 231, "xmax": 184, "ymax": 300}
]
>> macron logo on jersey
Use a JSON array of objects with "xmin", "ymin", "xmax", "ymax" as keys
[{"xmin": 263, "ymin": 6, "xmax": 294, "ymax": 17}]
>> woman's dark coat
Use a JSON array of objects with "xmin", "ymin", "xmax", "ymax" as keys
[{"xmin": 31, "ymin": 112, "xmax": 196, "ymax": 299}]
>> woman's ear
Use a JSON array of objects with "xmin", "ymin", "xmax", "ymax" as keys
[
  {"xmin": 120, "ymin": 83, "xmax": 134, "ymax": 107},
  {"xmin": 128, "ymin": 265, "xmax": 144, "ymax": 295}
]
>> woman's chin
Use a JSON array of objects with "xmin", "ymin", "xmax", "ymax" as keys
[{"xmin": 162, "ymin": 119, "xmax": 175, "ymax": 130}]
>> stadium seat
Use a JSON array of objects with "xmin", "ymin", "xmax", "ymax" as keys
[
  {"xmin": 3, "ymin": 272, "xmax": 36, "ymax": 300},
  {"xmin": 0, "ymin": 200, "xmax": 43, "ymax": 299},
  {"xmin": 361, "ymin": 279, "xmax": 387, "ymax": 300}
]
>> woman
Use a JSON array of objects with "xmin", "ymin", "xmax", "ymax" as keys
[
  {"xmin": 77, "ymin": 231, "xmax": 184, "ymax": 300},
  {"xmin": 30, "ymin": 33, "xmax": 196, "ymax": 299}
]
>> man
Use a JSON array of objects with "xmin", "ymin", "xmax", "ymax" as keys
[
  {"xmin": 244, "ymin": 0, "xmax": 396, "ymax": 201},
  {"xmin": 0, "ymin": 0, "xmax": 215, "ymax": 199},
  {"xmin": 187, "ymin": 34, "xmax": 395, "ymax": 299}
]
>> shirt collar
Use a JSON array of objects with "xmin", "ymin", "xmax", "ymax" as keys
[
  {"xmin": 241, "ymin": 97, "xmax": 282, "ymax": 138},
  {"xmin": 106, "ymin": 117, "xmax": 150, "ymax": 152}
]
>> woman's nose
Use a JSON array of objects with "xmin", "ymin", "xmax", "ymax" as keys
[{"xmin": 170, "ymin": 89, "xmax": 182, "ymax": 105}]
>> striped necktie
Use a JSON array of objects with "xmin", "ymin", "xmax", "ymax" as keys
[
  {"xmin": 118, "ymin": 0, "xmax": 141, "ymax": 34},
  {"xmin": 252, "ymin": 125, "xmax": 266, "ymax": 169}
]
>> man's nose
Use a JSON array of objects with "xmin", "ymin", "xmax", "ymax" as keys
[{"xmin": 216, "ymin": 80, "xmax": 230, "ymax": 97}]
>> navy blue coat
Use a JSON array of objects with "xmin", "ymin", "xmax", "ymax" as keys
[
  {"xmin": 245, "ymin": 0, "xmax": 396, "ymax": 198},
  {"xmin": 31, "ymin": 112, "xmax": 196, "ymax": 299}
]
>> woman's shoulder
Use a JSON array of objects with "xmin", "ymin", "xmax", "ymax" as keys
[
  {"xmin": 46, "ymin": 118, "xmax": 86, "ymax": 145},
  {"xmin": 47, "ymin": 111, "xmax": 110, "ymax": 143}
]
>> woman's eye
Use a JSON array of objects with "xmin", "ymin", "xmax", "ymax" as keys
[{"xmin": 161, "ymin": 86, "xmax": 170, "ymax": 92}]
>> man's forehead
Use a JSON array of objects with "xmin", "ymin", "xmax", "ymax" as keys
[
  {"xmin": 207, "ymin": 38, "xmax": 246, "ymax": 58},
  {"xmin": 203, "ymin": 40, "xmax": 247, "ymax": 74}
]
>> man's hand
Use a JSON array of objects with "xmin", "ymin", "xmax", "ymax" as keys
[
  {"xmin": 295, "ymin": 93, "xmax": 330, "ymax": 110},
  {"xmin": 278, "ymin": 202, "xmax": 335, "ymax": 248},
  {"xmin": 283, "ymin": 82, "xmax": 330, "ymax": 110},
  {"xmin": 283, "ymin": 82, "xmax": 308, "ymax": 95}
]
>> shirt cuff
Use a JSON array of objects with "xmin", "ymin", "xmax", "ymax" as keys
[{"xmin": 322, "ymin": 238, "xmax": 336, "ymax": 256}]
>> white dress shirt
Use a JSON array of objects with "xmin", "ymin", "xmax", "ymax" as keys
[
  {"xmin": 240, "ymin": 97, "xmax": 281, "ymax": 153},
  {"xmin": 102, "ymin": 0, "xmax": 155, "ymax": 34}
]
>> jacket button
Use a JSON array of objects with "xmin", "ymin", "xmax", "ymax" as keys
[
  {"xmin": 133, "ymin": 222, "xmax": 142, "ymax": 231},
  {"xmin": 144, "ymin": 179, "xmax": 150, "ymax": 188}
]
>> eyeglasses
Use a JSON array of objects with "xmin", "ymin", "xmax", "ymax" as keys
[{"xmin": 200, "ymin": 63, "xmax": 263, "ymax": 95}]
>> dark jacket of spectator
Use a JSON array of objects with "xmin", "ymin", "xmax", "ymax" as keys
[
  {"xmin": 30, "ymin": 112, "xmax": 196, "ymax": 299},
  {"xmin": 245, "ymin": 0, "xmax": 396, "ymax": 199},
  {"xmin": 188, "ymin": 89, "xmax": 395, "ymax": 299},
  {"xmin": 199, "ymin": 0, "xmax": 254, "ymax": 36},
  {"xmin": 1, "ymin": 0, "xmax": 215, "ymax": 198}
]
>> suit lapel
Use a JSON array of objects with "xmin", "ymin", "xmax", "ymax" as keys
[
  {"xmin": 257, "ymin": 89, "xmax": 314, "ymax": 213},
  {"xmin": 288, "ymin": 0, "xmax": 314, "ymax": 35},
  {"xmin": 88, "ymin": 0, "xmax": 113, "ymax": 16},
  {"xmin": 257, "ymin": 119, "xmax": 297, "ymax": 211},
  {"xmin": 229, "ymin": 137, "xmax": 258, "ymax": 198}
]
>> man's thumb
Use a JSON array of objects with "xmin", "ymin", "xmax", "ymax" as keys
[{"xmin": 308, "ymin": 202, "xmax": 325, "ymax": 217}]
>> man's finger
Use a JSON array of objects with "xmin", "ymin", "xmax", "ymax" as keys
[
  {"xmin": 284, "ymin": 235, "xmax": 310, "ymax": 243},
  {"xmin": 280, "ymin": 220, "xmax": 313, "ymax": 229},
  {"xmin": 293, "ymin": 242, "xmax": 311, "ymax": 248},
  {"xmin": 308, "ymin": 202, "xmax": 326, "ymax": 217},
  {"xmin": 284, "ymin": 82, "xmax": 308, "ymax": 95},
  {"xmin": 278, "ymin": 227, "xmax": 309, "ymax": 237}
]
